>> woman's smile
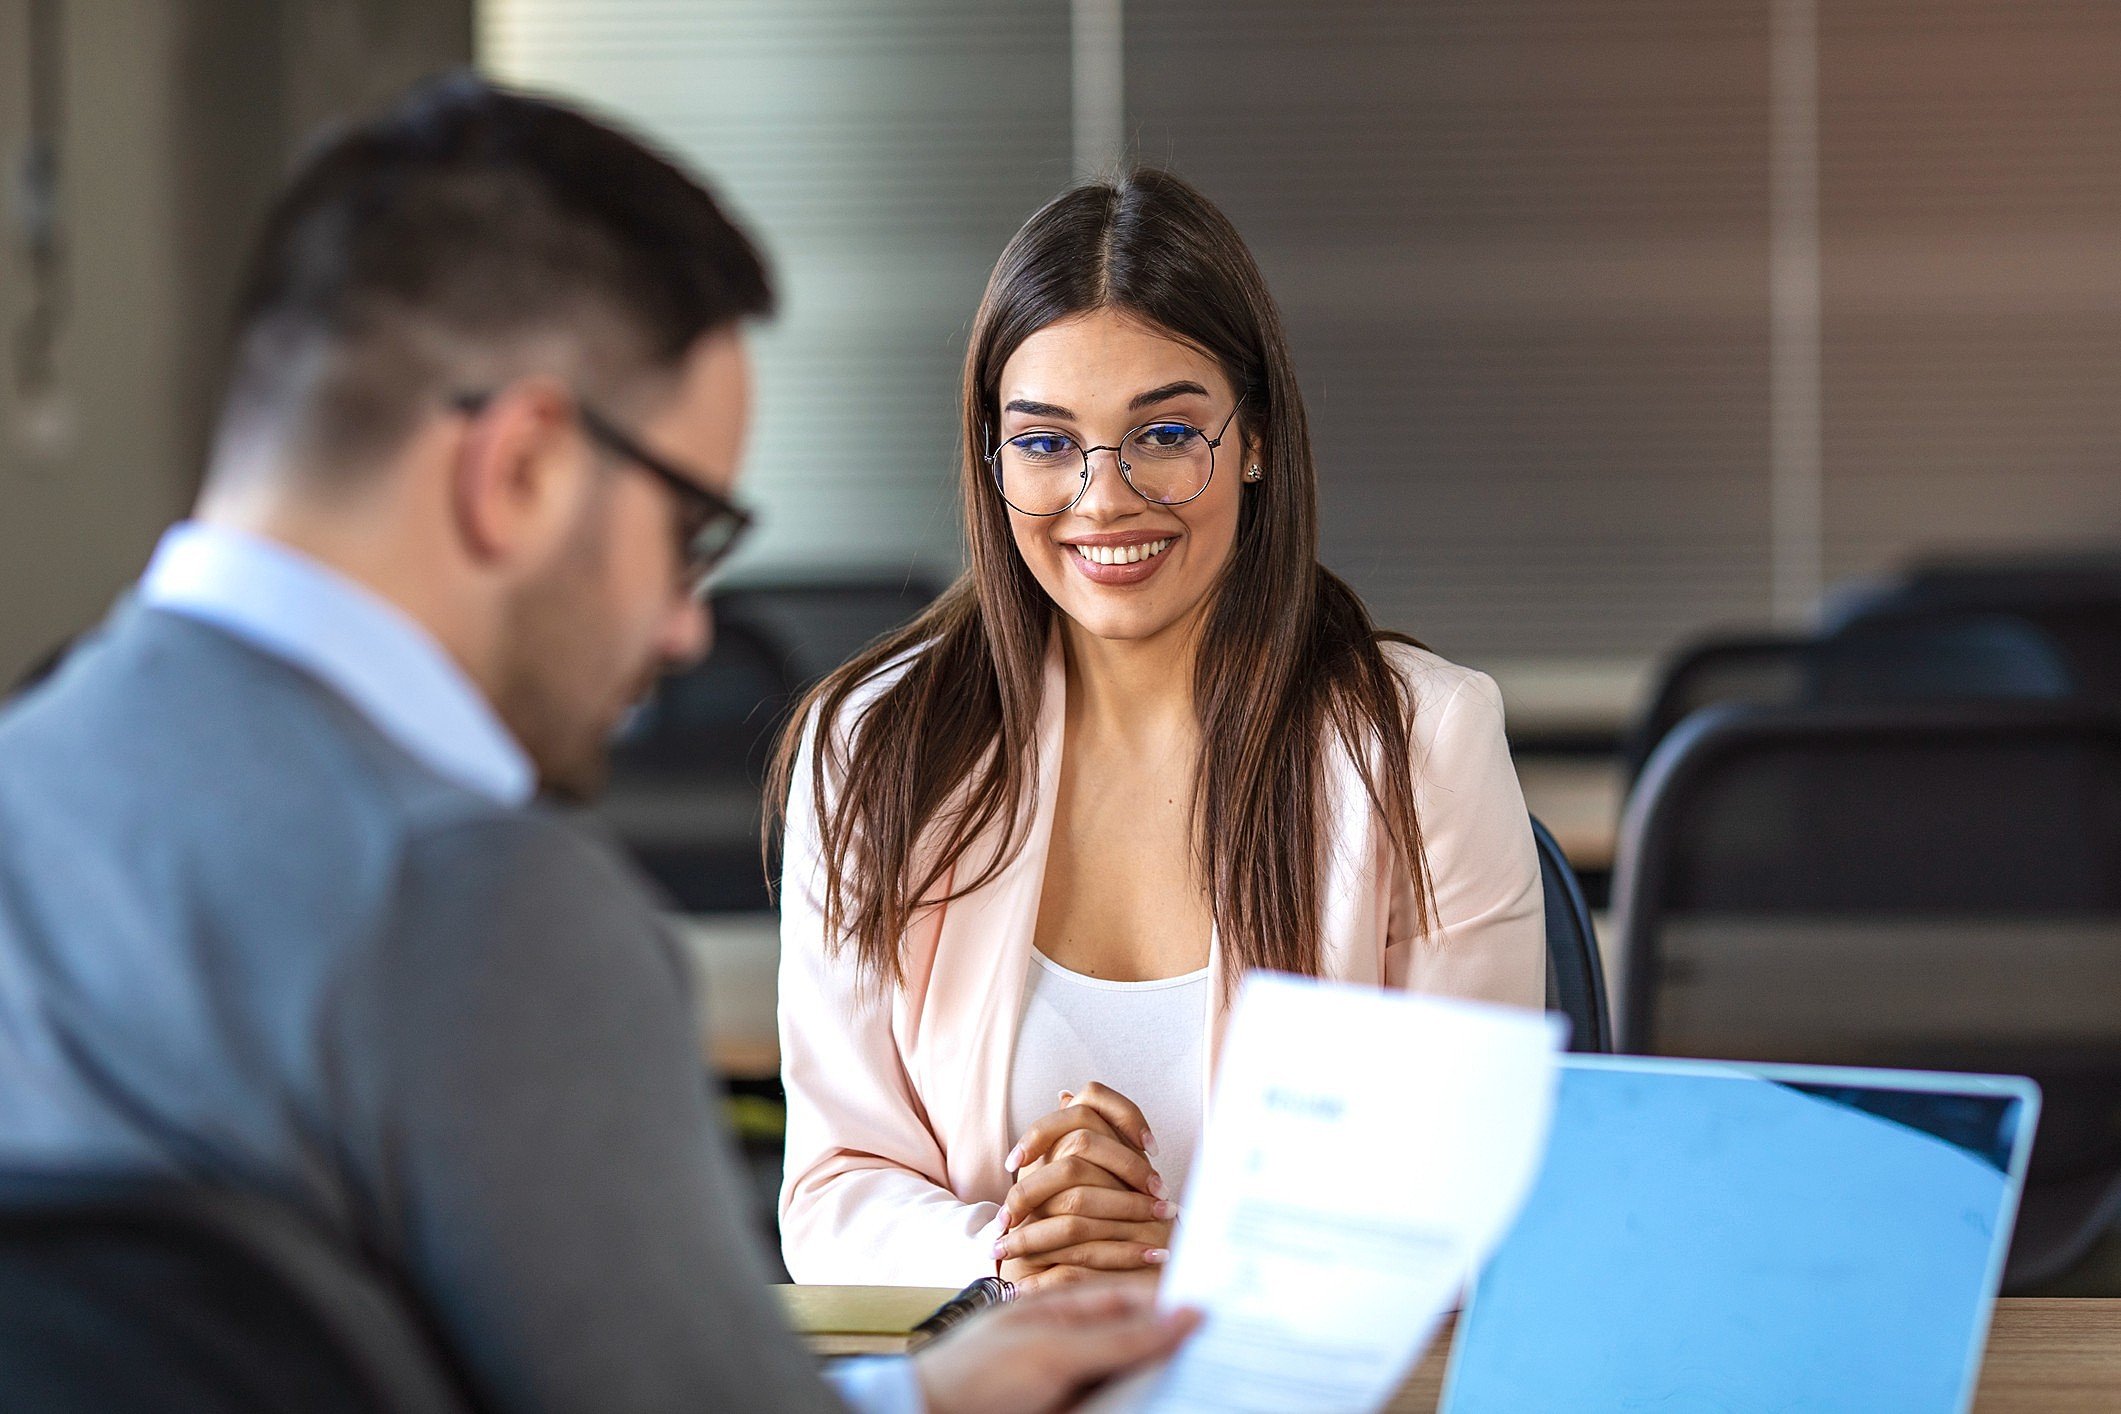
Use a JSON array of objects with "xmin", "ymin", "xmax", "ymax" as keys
[{"xmin": 1061, "ymin": 530, "xmax": 1181, "ymax": 585}]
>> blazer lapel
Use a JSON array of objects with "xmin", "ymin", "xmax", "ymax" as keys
[{"xmin": 924, "ymin": 632, "xmax": 1069, "ymax": 1203}]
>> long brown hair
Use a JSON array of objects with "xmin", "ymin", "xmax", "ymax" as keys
[{"xmin": 767, "ymin": 168, "xmax": 1432, "ymax": 990}]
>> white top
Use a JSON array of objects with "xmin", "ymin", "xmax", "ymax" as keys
[{"xmin": 1006, "ymin": 950, "xmax": 1212, "ymax": 1205}]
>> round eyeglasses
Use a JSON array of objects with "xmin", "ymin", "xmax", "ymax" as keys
[{"xmin": 986, "ymin": 399, "xmax": 1244, "ymax": 517}]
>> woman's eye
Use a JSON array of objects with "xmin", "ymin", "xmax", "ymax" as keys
[
  {"xmin": 1010, "ymin": 433, "xmax": 1076, "ymax": 460},
  {"xmin": 1132, "ymin": 423, "xmax": 1200, "ymax": 453}
]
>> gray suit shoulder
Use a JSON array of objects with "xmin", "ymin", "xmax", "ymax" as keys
[{"xmin": 384, "ymin": 804, "xmax": 669, "ymax": 950}]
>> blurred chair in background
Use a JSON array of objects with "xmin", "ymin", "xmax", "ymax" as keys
[
  {"xmin": 1822, "ymin": 555, "xmax": 2121, "ymax": 701},
  {"xmin": 1621, "ymin": 634, "xmax": 1813, "ymax": 785},
  {"xmin": 1807, "ymin": 610, "xmax": 2079, "ymax": 706},
  {"xmin": 594, "ymin": 575, "xmax": 942, "ymax": 913},
  {"xmin": 1612, "ymin": 702, "xmax": 2121, "ymax": 1290},
  {"xmin": 1533, "ymin": 814, "xmax": 1612, "ymax": 1054},
  {"xmin": 621, "ymin": 619, "xmax": 800, "ymax": 780},
  {"xmin": 598, "ymin": 617, "xmax": 800, "ymax": 913},
  {"xmin": 0, "ymin": 1172, "xmax": 471, "ymax": 1414},
  {"xmin": 714, "ymin": 577, "xmax": 942, "ymax": 686},
  {"xmin": 1820, "ymin": 551, "xmax": 2121, "ymax": 633},
  {"xmin": 1625, "ymin": 609, "xmax": 2086, "ymax": 788}
]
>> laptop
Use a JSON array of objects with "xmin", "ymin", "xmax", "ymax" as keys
[{"xmin": 1441, "ymin": 1055, "xmax": 2039, "ymax": 1414}]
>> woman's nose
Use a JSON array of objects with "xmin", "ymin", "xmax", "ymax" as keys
[{"xmin": 1074, "ymin": 445, "xmax": 1138, "ymax": 517}]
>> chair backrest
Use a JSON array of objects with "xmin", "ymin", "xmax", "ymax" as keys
[
  {"xmin": 611, "ymin": 617, "xmax": 801, "ymax": 782},
  {"xmin": 1823, "ymin": 565, "xmax": 2121, "ymax": 700},
  {"xmin": 1808, "ymin": 610, "xmax": 2079, "ymax": 706},
  {"xmin": 1612, "ymin": 702, "xmax": 2121, "ymax": 1287},
  {"xmin": 1532, "ymin": 815, "xmax": 1612, "ymax": 1053},
  {"xmin": 713, "ymin": 576, "xmax": 945, "ymax": 686},
  {"xmin": 0, "ymin": 1173, "xmax": 474, "ymax": 1414},
  {"xmin": 597, "ymin": 615, "xmax": 803, "ymax": 913},
  {"xmin": 1821, "ymin": 555, "xmax": 2121, "ymax": 633},
  {"xmin": 1626, "ymin": 612, "xmax": 2085, "ymax": 789},
  {"xmin": 594, "ymin": 578, "xmax": 943, "ymax": 913},
  {"xmin": 1621, "ymin": 634, "xmax": 1813, "ymax": 785}
]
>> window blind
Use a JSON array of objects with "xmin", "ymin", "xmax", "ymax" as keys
[{"xmin": 483, "ymin": 0, "xmax": 2121, "ymax": 689}]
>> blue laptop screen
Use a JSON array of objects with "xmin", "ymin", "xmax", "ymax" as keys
[{"xmin": 1442, "ymin": 1059, "xmax": 2035, "ymax": 1414}]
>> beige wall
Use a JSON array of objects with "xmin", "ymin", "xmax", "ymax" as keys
[{"xmin": 0, "ymin": 0, "xmax": 471, "ymax": 686}]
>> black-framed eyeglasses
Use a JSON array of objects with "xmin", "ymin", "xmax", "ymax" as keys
[
  {"xmin": 985, "ymin": 398, "xmax": 1245, "ymax": 518},
  {"xmin": 452, "ymin": 390, "xmax": 754, "ymax": 600}
]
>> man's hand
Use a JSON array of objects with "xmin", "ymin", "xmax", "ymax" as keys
[{"xmin": 911, "ymin": 1281, "xmax": 1199, "ymax": 1414}]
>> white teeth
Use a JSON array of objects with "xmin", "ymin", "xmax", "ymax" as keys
[{"xmin": 1072, "ymin": 538, "xmax": 1172, "ymax": 567}]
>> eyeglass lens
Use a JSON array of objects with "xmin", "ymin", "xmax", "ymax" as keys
[{"xmin": 676, "ymin": 511, "xmax": 747, "ymax": 598}]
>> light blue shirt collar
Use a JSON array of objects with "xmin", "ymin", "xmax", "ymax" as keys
[{"xmin": 139, "ymin": 521, "xmax": 537, "ymax": 806}]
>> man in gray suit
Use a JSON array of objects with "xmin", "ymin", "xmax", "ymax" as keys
[{"xmin": 0, "ymin": 75, "xmax": 1190, "ymax": 1412}]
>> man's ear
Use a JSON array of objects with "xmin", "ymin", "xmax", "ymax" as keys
[{"xmin": 448, "ymin": 377, "xmax": 583, "ymax": 572}]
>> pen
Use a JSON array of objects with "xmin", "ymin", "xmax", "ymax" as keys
[{"xmin": 911, "ymin": 1275, "xmax": 1016, "ymax": 1346}]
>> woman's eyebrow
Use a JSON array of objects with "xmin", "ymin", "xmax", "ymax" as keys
[
  {"xmin": 1003, "ymin": 397, "xmax": 1074, "ymax": 419},
  {"xmin": 1129, "ymin": 379, "xmax": 1210, "ymax": 409}
]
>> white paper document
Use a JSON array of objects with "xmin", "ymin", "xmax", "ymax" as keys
[{"xmin": 1094, "ymin": 972, "xmax": 1562, "ymax": 1414}]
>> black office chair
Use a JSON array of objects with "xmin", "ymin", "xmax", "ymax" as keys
[
  {"xmin": 612, "ymin": 617, "xmax": 801, "ymax": 781},
  {"xmin": 1621, "ymin": 634, "xmax": 1813, "ymax": 786},
  {"xmin": 0, "ymin": 1172, "xmax": 475, "ymax": 1414},
  {"xmin": 1820, "ymin": 553, "xmax": 2121, "ymax": 635},
  {"xmin": 1612, "ymin": 702, "xmax": 2121, "ymax": 1290},
  {"xmin": 594, "ymin": 578, "xmax": 943, "ymax": 913},
  {"xmin": 597, "ymin": 617, "xmax": 803, "ymax": 912},
  {"xmin": 1625, "ymin": 612, "xmax": 2084, "ymax": 789},
  {"xmin": 1808, "ymin": 608, "xmax": 2081, "ymax": 707},
  {"xmin": 1822, "ymin": 562, "xmax": 2121, "ymax": 701},
  {"xmin": 1532, "ymin": 815, "xmax": 1611, "ymax": 1053},
  {"xmin": 714, "ymin": 575, "xmax": 945, "ymax": 686}
]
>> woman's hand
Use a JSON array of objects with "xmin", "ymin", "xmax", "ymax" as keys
[
  {"xmin": 1006, "ymin": 1081, "xmax": 1160, "ymax": 1173},
  {"xmin": 997, "ymin": 1184, "xmax": 1177, "ymax": 1293},
  {"xmin": 996, "ymin": 1083, "xmax": 1177, "ymax": 1293}
]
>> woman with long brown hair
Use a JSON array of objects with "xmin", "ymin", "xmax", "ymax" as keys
[{"xmin": 772, "ymin": 169, "xmax": 1543, "ymax": 1292}]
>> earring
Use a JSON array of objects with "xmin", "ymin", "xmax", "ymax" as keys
[{"xmin": 1244, "ymin": 464, "xmax": 1263, "ymax": 482}]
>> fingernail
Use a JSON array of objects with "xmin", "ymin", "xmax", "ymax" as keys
[
  {"xmin": 1149, "ymin": 1175, "xmax": 1167, "ymax": 1198},
  {"xmin": 997, "ymin": 1208, "xmax": 1014, "ymax": 1232},
  {"xmin": 1058, "ymin": 1090, "xmax": 1073, "ymax": 1105},
  {"xmin": 992, "ymin": 1240, "xmax": 1009, "ymax": 1260},
  {"xmin": 1144, "ymin": 1248, "xmax": 1170, "ymax": 1264},
  {"xmin": 1005, "ymin": 1146, "xmax": 1024, "ymax": 1171},
  {"xmin": 1153, "ymin": 1200, "xmax": 1179, "ymax": 1220},
  {"xmin": 1142, "ymin": 1129, "xmax": 1159, "ymax": 1156}
]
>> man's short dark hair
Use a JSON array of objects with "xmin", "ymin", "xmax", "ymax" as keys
[{"xmin": 217, "ymin": 71, "xmax": 774, "ymax": 478}]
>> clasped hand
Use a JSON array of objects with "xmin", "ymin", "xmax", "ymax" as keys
[{"xmin": 993, "ymin": 1081, "xmax": 1177, "ymax": 1294}]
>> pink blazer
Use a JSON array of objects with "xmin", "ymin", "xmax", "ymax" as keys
[{"xmin": 776, "ymin": 636, "xmax": 1545, "ymax": 1285}]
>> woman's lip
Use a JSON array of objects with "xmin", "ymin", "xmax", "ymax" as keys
[{"xmin": 1063, "ymin": 539, "xmax": 1175, "ymax": 586}]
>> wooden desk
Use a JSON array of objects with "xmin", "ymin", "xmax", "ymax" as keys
[
  {"xmin": 788, "ymin": 1293, "xmax": 2121, "ymax": 1410},
  {"xmin": 1386, "ymin": 1299, "xmax": 2121, "ymax": 1412}
]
